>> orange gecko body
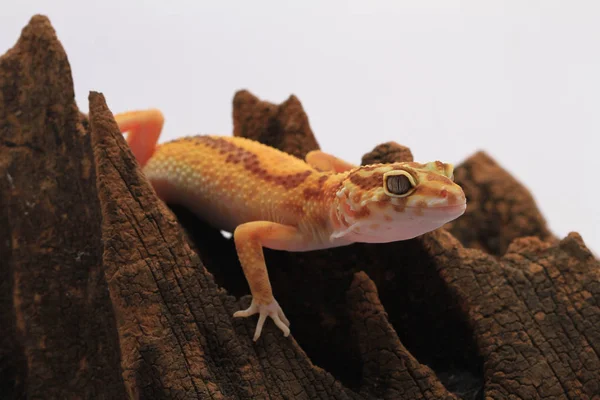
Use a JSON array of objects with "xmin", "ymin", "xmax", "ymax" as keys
[
  {"xmin": 116, "ymin": 109, "xmax": 467, "ymax": 341},
  {"xmin": 145, "ymin": 136, "xmax": 339, "ymax": 246}
]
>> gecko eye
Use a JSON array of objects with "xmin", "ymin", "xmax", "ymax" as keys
[
  {"xmin": 386, "ymin": 175, "xmax": 412, "ymax": 195},
  {"xmin": 383, "ymin": 171, "xmax": 416, "ymax": 197}
]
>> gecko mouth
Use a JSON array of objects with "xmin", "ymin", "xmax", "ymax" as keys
[
  {"xmin": 406, "ymin": 203, "xmax": 467, "ymax": 221},
  {"xmin": 406, "ymin": 203, "xmax": 467, "ymax": 211}
]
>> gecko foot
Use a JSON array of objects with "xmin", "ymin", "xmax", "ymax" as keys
[{"xmin": 233, "ymin": 298, "xmax": 290, "ymax": 341}]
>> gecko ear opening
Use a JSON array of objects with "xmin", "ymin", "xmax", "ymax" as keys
[
  {"xmin": 444, "ymin": 163, "xmax": 455, "ymax": 181},
  {"xmin": 383, "ymin": 170, "xmax": 417, "ymax": 197}
]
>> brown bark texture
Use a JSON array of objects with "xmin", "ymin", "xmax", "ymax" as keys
[{"xmin": 1, "ymin": 15, "xmax": 599, "ymax": 400}]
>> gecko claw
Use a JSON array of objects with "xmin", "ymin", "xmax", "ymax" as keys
[{"xmin": 234, "ymin": 298, "xmax": 290, "ymax": 341}]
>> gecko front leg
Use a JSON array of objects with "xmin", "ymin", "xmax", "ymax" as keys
[
  {"xmin": 305, "ymin": 150, "xmax": 356, "ymax": 172},
  {"xmin": 233, "ymin": 221, "xmax": 311, "ymax": 341}
]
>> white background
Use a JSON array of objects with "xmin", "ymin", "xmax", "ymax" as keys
[{"xmin": 2, "ymin": 1, "xmax": 598, "ymax": 254}]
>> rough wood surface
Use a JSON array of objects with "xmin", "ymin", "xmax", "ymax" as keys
[
  {"xmin": 0, "ymin": 16, "xmax": 126, "ymax": 399},
  {"xmin": 2, "ymin": 15, "xmax": 599, "ymax": 400},
  {"xmin": 361, "ymin": 141, "xmax": 414, "ymax": 164},
  {"xmin": 91, "ymin": 92, "xmax": 358, "ymax": 399},
  {"xmin": 232, "ymin": 89, "xmax": 320, "ymax": 159},
  {"xmin": 445, "ymin": 151, "xmax": 555, "ymax": 256}
]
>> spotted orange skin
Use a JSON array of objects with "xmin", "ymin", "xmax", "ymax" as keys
[
  {"xmin": 144, "ymin": 136, "xmax": 343, "ymax": 243},
  {"xmin": 117, "ymin": 110, "xmax": 465, "ymax": 341},
  {"xmin": 144, "ymin": 135, "xmax": 465, "ymax": 244},
  {"xmin": 133, "ymin": 129, "xmax": 465, "ymax": 340}
]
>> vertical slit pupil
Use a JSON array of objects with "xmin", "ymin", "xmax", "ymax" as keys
[{"xmin": 387, "ymin": 175, "xmax": 412, "ymax": 195}]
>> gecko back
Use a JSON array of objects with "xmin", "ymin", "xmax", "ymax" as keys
[{"xmin": 143, "ymin": 135, "xmax": 329, "ymax": 231}]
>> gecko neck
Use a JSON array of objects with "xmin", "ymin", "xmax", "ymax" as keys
[{"xmin": 323, "ymin": 172, "xmax": 358, "ymax": 242}]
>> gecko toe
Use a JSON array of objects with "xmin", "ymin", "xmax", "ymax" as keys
[
  {"xmin": 233, "ymin": 302, "xmax": 258, "ymax": 318},
  {"xmin": 253, "ymin": 313, "xmax": 268, "ymax": 341},
  {"xmin": 239, "ymin": 298, "xmax": 292, "ymax": 341},
  {"xmin": 278, "ymin": 308, "xmax": 290, "ymax": 327},
  {"xmin": 272, "ymin": 314, "xmax": 291, "ymax": 336}
]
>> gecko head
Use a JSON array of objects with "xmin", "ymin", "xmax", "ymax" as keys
[{"xmin": 331, "ymin": 162, "xmax": 466, "ymax": 243}]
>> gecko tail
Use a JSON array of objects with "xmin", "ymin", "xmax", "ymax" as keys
[{"xmin": 114, "ymin": 109, "xmax": 164, "ymax": 167}]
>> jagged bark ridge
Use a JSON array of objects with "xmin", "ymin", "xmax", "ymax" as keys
[{"xmin": 0, "ymin": 15, "xmax": 125, "ymax": 398}]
